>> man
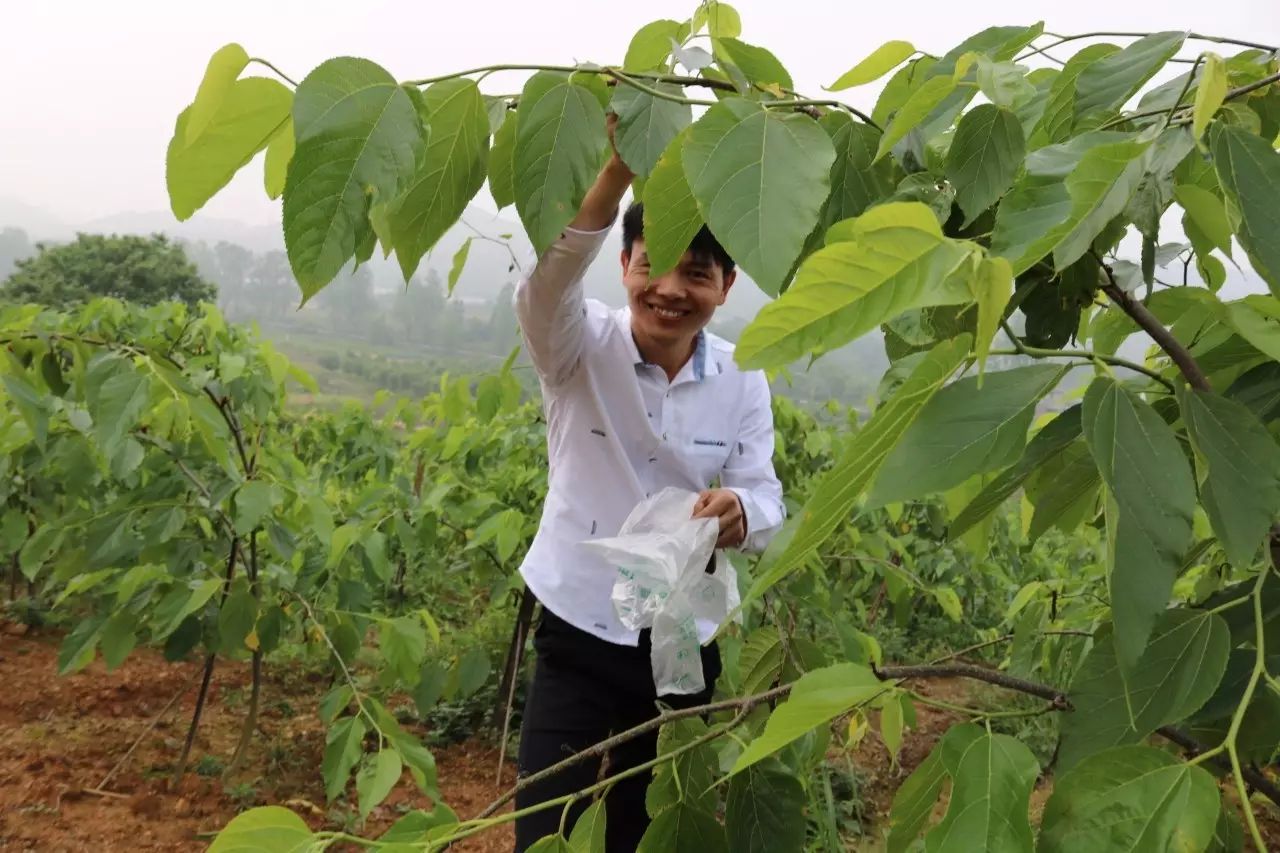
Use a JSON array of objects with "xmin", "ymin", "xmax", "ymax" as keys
[{"xmin": 512, "ymin": 117, "xmax": 785, "ymax": 852}]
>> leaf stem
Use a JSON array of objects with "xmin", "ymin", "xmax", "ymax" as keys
[
  {"xmin": 1163, "ymin": 55, "xmax": 1203, "ymax": 130},
  {"xmin": 247, "ymin": 57, "xmax": 299, "ymax": 88},
  {"xmin": 987, "ymin": 346, "xmax": 1174, "ymax": 392},
  {"xmin": 604, "ymin": 67, "xmax": 715, "ymax": 106}
]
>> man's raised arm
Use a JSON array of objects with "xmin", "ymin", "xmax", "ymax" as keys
[{"xmin": 513, "ymin": 117, "xmax": 634, "ymax": 387}]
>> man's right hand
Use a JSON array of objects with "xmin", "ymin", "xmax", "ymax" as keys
[{"xmin": 568, "ymin": 113, "xmax": 634, "ymax": 232}]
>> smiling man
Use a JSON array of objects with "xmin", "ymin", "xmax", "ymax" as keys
[{"xmin": 511, "ymin": 118, "xmax": 786, "ymax": 852}]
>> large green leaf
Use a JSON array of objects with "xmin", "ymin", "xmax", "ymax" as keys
[
  {"xmin": 568, "ymin": 800, "xmax": 607, "ymax": 853},
  {"xmin": 1211, "ymin": 123, "xmax": 1280, "ymax": 296},
  {"xmin": 488, "ymin": 110, "xmax": 518, "ymax": 210},
  {"xmin": 1125, "ymin": 126, "xmax": 1195, "ymax": 240},
  {"xmin": 886, "ymin": 745, "xmax": 945, "ymax": 853},
  {"xmin": 747, "ymin": 337, "xmax": 969, "ymax": 598},
  {"xmin": 624, "ymin": 19, "xmax": 684, "ymax": 71},
  {"xmin": 875, "ymin": 76, "xmax": 957, "ymax": 162},
  {"xmin": 384, "ymin": 79, "xmax": 490, "ymax": 280},
  {"xmin": 185, "ymin": 43, "xmax": 250, "ymax": 144},
  {"xmin": 322, "ymin": 715, "xmax": 367, "ymax": 801},
  {"xmin": 514, "ymin": 80, "xmax": 607, "ymax": 255},
  {"xmin": 610, "ymin": 84, "xmax": 691, "ymax": 178},
  {"xmin": 818, "ymin": 112, "xmax": 895, "ymax": 228},
  {"xmin": 991, "ymin": 131, "xmax": 1151, "ymax": 274},
  {"xmin": 1082, "ymin": 377, "xmax": 1196, "ymax": 672},
  {"xmin": 922, "ymin": 732, "xmax": 1038, "ymax": 852},
  {"xmin": 646, "ymin": 719, "xmax": 717, "ymax": 817},
  {"xmin": 868, "ymin": 364, "xmax": 1066, "ymax": 505},
  {"xmin": 725, "ymin": 763, "xmax": 806, "ymax": 853},
  {"xmin": 731, "ymin": 663, "xmax": 887, "ymax": 775},
  {"xmin": 263, "ymin": 118, "xmax": 294, "ymax": 200},
  {"xmin": 713, "ymin": 38, "xmax": 793, "ymax": 90},
  {"xmin": 641, "ymin": 129, "xmax": 703, "ymax": 276},
  {"xmin": 1181, "ymin": 389, "xmax": 1280, "ymax": 568},
  {"xmin": 1026, "ymin": 440, "xmax": 1101, "ymax": 542},
  {"xmin": 357, "ymin": 749, "xmax": 402, "ymax": 819},
  {"xmin": 946, "ymin": 104, "xmax": 1025, "ymax": 226},
  {"xmin": 1039, "ymin": 746, "xmax": 1220, "ymax": 852},
  {"xmin": 636, "ymin": 803, "xmax": 727, "ymax": 853},
  {"xmin": 826, "ymin": 40, "xmax": 916, "ymax": 90},
  {"xmin": 1193, "ymin": 53, "xmax": 1228, "ymax": 141},
  {"xmin": 168, "ymin": 77, "xmax": 293, "ymax": 220},
  {"xmin": 1174, "ymin": 184, "xmax": 1234, "ymax": 258},
  {"xmin": 284, "ymin": 58, "xmax": 423, "ymax": 298},
  {"xmin": 1072, "ymin": 32, "xmax": 1186, "ymax": 118},
  {"xmin": 951, "ymin": 404, "xmax": 1083, "ymax": 537},
  {"xmin": 735, "ymin": 203, "xmax": 974, "ymax": 368},
  {"xmin": 85, "ymin": 355, "xmax": 150, "ymax": 460},
  {"xmin": 1029, "ymin": 44, "xmax": 1119, "ymax": 148},
  {"xmin": 208, "ymin": 806, "xmax": 314, "ymax": 853},
  {"xmin": 682, "ymin": 97, "xmax": 834, "ymax": 296},
  {"xmin": 1057, "ymin": 611, "xmax": 1229, "ymax": 770}
]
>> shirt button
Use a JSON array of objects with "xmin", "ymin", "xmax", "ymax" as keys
[{"xmin": 662, "ymin": 432, "xmax": 668, "ymax": 441}]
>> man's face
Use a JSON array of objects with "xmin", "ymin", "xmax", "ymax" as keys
[{"xmin": 621, "ymin": 239, "xmax": 736, "ymax": 347}]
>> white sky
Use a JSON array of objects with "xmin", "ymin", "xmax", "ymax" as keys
[{"xmin": 2, "ymin": 0, "xmax": 1277, "ymax": 227}]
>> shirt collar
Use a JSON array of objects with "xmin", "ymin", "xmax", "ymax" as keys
[{"xmin": 618, "ymin": 308, "xmax": 708, "ymax": 383}]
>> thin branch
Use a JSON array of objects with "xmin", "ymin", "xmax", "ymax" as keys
[
  {"xmin": 1096, "ymin": 255, "xmax": 1211, "ymax": 391},
  {"xmin": 605, "ymin": 67, "xmax": 716, "ymax": 106},
  {"xmin": 1099, "ymin": 68, "xmax": 1280, "ymax": 131},
  {"xmin": 1157, "ymin": 725, "xmax": 1280, "ymax": 810},
  {"xmin": 875, "ymin": 662, "xmax": 1073, "ymax": 709},
  {"xmin": 1026, "ymin": 31, "xmax": 1279, "ymax": 60},
  {"xmin": 247, "ymin": 57, "xmax": 298, "ymax": 88},
  {"xmin": 987, "ymin": 344, "xmax": 1175, "ymax": 392},
  {"xmin": 1163, "ymin": 55, "xmax": 1203, "ymax": 130}
]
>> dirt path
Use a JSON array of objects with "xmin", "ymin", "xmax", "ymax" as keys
[{"xmin": 0, "ymin": 627, "xmax": 513, "ymax": 852}]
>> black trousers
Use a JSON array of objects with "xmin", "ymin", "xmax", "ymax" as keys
[{"xmin": 513, "ymin": 608, "xmax": 721, "ymax": 852}]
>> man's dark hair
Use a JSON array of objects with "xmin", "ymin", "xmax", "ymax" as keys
[{"xmin": 621, "ymin": 201, "xmax": 735, "ymax": 275}]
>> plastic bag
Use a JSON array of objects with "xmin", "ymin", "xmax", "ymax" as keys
[{"xmin": 580, "ymin": 487, "xmax": 740, "ymax": 695}]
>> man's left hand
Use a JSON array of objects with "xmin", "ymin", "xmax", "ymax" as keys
[{"xmin": 692, "ymin": 489, "xmax": 746, "ymax": 549}]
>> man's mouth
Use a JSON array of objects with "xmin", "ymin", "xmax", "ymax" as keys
[{"xmin": 646, "ymin": 302, "xmax": 690, "ymax": 320}]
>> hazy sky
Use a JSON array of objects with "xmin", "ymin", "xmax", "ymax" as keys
[{"xmin": 2, "ymin": 0, "xmax": 1277, "ymax": 228}]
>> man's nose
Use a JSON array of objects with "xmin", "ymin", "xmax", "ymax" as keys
[{"xmin": 649, "ymin": 272, "xmax": 686, "ymax": 298}]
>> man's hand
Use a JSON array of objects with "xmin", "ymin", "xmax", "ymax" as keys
[
  {"xmin": 568, "ymin": 112, "xmax": 633, "ymax": 232},
  {"xmin": 693, "ymin": 489, "xmax": 747, "ymax": 549}
]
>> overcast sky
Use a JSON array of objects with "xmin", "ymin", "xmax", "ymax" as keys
[{"xmin": 2, "ymin": 0, "xmax": 1277, "ymax": 228}]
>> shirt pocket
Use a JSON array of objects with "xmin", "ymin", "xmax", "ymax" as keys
[{"xmin": 686, "ymin": 434, "xmax": 732, "ymax": 480}]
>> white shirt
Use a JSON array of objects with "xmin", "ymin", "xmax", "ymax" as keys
[{"xmin": 513, "ymin": 222, "xmax": 786, "ymax": 646}]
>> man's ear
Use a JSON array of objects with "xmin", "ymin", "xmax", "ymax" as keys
[{"xmin": 719, "ymin": 269, "xmax": 737, "ymax": 304}]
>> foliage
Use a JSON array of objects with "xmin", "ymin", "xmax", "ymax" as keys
[
  {"xmin": 10, "ymin": 2, "xmax": 1280, "ymax": 851},
  {"xmin": 1, "ymin": 233, "xmax": 216, "ymax": 308}
]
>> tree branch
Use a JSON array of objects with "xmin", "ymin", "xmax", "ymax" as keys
[
  {"xmin": 875, "ymin": 662, "xmax": 1073, "ymax": 709},
  {"xmin": 1096, "ymin": 255, "xmax": 1211, "ymax": 392}
]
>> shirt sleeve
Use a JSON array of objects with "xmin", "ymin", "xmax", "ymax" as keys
[
  {"xmin": 722, "ymin": 370, "xmax": 786, "ymax": 554},
  {"xmin": 513, "ymin": 221, "xmax": 614, "ymax": 387}
]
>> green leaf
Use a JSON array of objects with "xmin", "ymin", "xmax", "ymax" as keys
[
  {"xmin": 1039, "ymin": 746, "xmax": 1220, "ymax": 852},
  {"xmin": 826, "ymin": 40, "xmax": 916, "ymax": 90},
  {"xmin": 970, "ymin": 255, "xmax": 1013, "ymax": 376},
  {"xmin": 993, "ymin": 131, "xmax": 1151, "ymax": 275},
  {"xmin": 923, "ymin": 732, "xmax": 1038, "ymax": 852},
  {"xmin": 868, "ymin": 364, "xmax": 1066, "ymax": 505},
  {"xmin": 886, "ymin": 745, "xmax": 945, "ymax": 852},
  {"xmin": 322, "ymin": 715, "xmax": 367, "ymax": 802},
  {"xmin": 694, "ymin": 1, "xmax": 741, "ymax": 38},
  {"xmin": 514, "ymin": 80, "xmax": 607, "ymax": 255},
  {"xmin": 624, "ymin": 20, "xmax": 684, "ymax": 72},
  {"xmin": 100, "ymin": 620, "xmax": 136, "ymax": 672},
  {"xmin": 817, "ymin": 112, "xmax": 895, "ymax": 228},
  {"xmin": 713, "ymin": 38, "xmax": 793, "ymax": 90},
  {"xmin": 1026, "ymin": 440, "xmax": 1101, "ymax": 542},
  {"xmin": 975, "ymin": 58, "xmax": 1034, "ymax": 110},
  {"xmin": 682, "ymin": 97, "xmax": 834, "ymax": 296},
  {"xmin": 951, "ymin": 405, "xmax": 1082, "ymax": 538},
  {"xmin": 1210, "ymin": 123, "xmax": 1280, "ymax": 296},
  {"xmin": 19, "ymin": 525, "xmax": 64, "ymax": 582},
  {"xmin": 444, "ymin": 238, "xmax": 474, "ymax": 297},
  {"xmin": 384, "ymin": 80, "xmax": 490, "ymax": 280},
  {"xmin": 284, "ymin": 58, "xmax": 423, "ymax": 299},
  {"xmin": 1073, "ymin": 32, "xmax": 1186, "ymax": 118},
  {"xmin": 234, "ymin": 481, "xmax": 278, "ymax": 535},
  {"xmin": 880, "ymin": 693, "xmax": 904, "ymax": 764},
  {"xmin": 58, "ymin": 618, "xmax": 103, "ymax": 675},
  {"xmin": 946, "ymin": 105, "xmax": 1025, "ymax": 226},
  {"xmin": 568, "ymin": 799, "xmax": 607, "ymax": 853},
  {"xmin": 1029, "ymin": 44, "xmax": 1119, "ymax": 148},
  {"xmin": 1225, "ymin": 296, "xmax": 1280, "ymax": 362},
  {"xmin": 263, "ymin": 118, "xmax": 294, "ymax": 200},
  {"xmin": 488, "ymin": 110, "xmax": 519, "ymax": 210},
  {"xmin": 168, "ymin": 76, "xmax": 293, "ymax": 221},
  {"xmin": 1058, "ymin": 611, "xmax": 1229, "ymax": 770},
  {"xmin": 208, "ymin": 806, "xmax": 314, "ymax": 853},
  {"xmin": 725, "ymin": 763, "xmax": 806, "ymax": 853},
  {"xmin": 647, "ymin": 718, "xmax": 717, "ymax": 816},
  {"xmin": 731, "ymin": 663, "xmax": 887, "ymax": 775},
  {"xmin": 1193, "ymin": 53, "xmax": 1228, "ymax": 141},
  {"xmin": 875, "ymin": 76, "xmax": 957, "ymax": 162},
  {"xmin": 747, "ymin": 337, "xmax": 969, "ymax": 598},
  {"xmin": 1227, "ymin": 362, "xmax": 1280, "ymax": 421},
  {"xmin": 357, "ymin": 749, "xmax": 402, "ymax": 819},
  {"xmin": 218, "ymin": 586, "xmax": 258, "ymax": 655},
  {"xmin": 610, "ymin": 84, "xmax": 691, "ymax": 178},
  {"xmin": 735, "ymin": 203, "xmax": 974, "ymax": 368},
  {"xmin": 379, "ymin": 804, "xmax": 459, "ymax": 843},
  {"xmin": 454, "ymin": 647, "xmax": 491, "ymax": 697},
  {"xmin": 526, "ymin": 837, "xmax": 572, "ymax": 853},
  {"xmin": 1174, "ymin": 184, "xmax": 1233, "ymax": 258},
  {"xmin": 637, "ymin": 803, "xmax": 726, "ymax": 853},
  {"xmin": 1181, "ymin": 389, "xmax": 1280, "ymax": 568},
  {"xmin": 185, "ymin": 43, "xmax": 251, "ymax": 144},
  {"xmin": 642, "ymin": 129, "xmax": 703, "ymax": 277},
  {"xmin": 1126, "ymin": 127, "xmax": 1196, "ymax": 240},
  {"xmin": 381, "ymin": 616, "xmax": 427, "ymax": 683},
  {"xmin": 1082, "ymin": 378, "xmax": 1196, "ymax": 672}
]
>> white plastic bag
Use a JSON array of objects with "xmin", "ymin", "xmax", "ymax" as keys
[{"xmin": 580, "ymin": 487, "xmax": 740, "ymax": 695}]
